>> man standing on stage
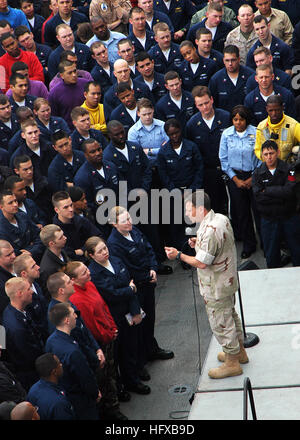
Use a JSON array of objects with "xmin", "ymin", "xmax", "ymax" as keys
[{"xmin": 165, "ymin": 190, "xmax": 248, "ymax": 379}]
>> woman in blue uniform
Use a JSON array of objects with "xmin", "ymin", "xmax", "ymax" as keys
[
  {"xmin": 219, "ymin": 105, "xmax": 261, "ymax": 259},
  {"xmin": 85, "ymin": 235, "xmax": 151, "ymax": 395}
]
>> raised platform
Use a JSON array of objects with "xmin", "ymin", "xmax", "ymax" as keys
[{"xmin": 189, "ymin": 266, "xmax": 300, "ymax": 420}]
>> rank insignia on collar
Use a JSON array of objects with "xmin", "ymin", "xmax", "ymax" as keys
[
  {"xmin": 217, "ymin": 120, "xmax": 222, "ymax": 124},
  {"xmin": 114, "ymin": 154, "xmax": 117, "ymax": 157}
]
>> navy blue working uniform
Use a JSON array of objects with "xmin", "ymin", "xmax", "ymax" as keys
[
  {"xmin": 110, "ymin": 103, "xmax": 138, "ymax": 135},
  {"xmin": 156, "ymin": 138, "xmax": 204, "ymax": 249},
  {"xmin": 53, "ymin": 213, "xmax": 103, "ymax": 260},
  {"xmin": 291, "ymin": 21, "xmax": 300, "ymax": 66},
  {"xmin": 47, "ymin": 42, "xmax": 94, "ymax": 80},
  {"xmin": 0, "ymin": 268, "xmax": 14, "ymax": 324},
  {"xmin": 208, "ymin": 48, "xmax": 224, "ymax": 71},
  {"xmin": 27, "ymin": 379, "xmax": 75, "ymax": 420},
  {"xmin": 26, "ymin": 281, "xmax": 49, "ymax": 343},
  {"xmin": 252, "ymin": 158, "xmax": 300, "ymax": 268},
  {"xmin": 135, "ymin": 71, "xmax": 167, "ymax": 104},
  {"xmin": 128, "ymin": 30, "xmax": 156, "ymax": 56},
  {"xmin": 246, "ymin": 36, "xmax": 294, "ymax": 72},
  {"xmin": 90, "ymin": 62, "xmax": 115, "ymax": 94},
  {"xmin": 47, "ymin": 149, "xmax": 86, "ymax": 192},
  {"xmin": 43, "ymin": 11, "xmax": 87, "ymax": 48},
  {"xmin": 244, "ymin": 84, "xmax": 296, "ymax": 125},
  {"xmin": 2, "ymin": 303, "xmax": 45, "ymax": 390},
  {"xmin": 208, "ymin": 65, "xmax": 254, "ymax": 113},
  {"xmin": 153, "ymin": 0, "xmax": 197, "ymax": 32},
  {"xmin": 0, "ymin": 114, "xmax": 19, "ymax": 150},
  {"xmin": 8, "ymin": 94, "xmax": 37, "ymax": 113},
  {"xmin": 103, "ymin": 140, "xmax": 166, "ymax": 262},
  {"xmin": 34, "ymin": 43, "xmax": 52, "ymax": 70},
  {"xmin": 272, "ymin": 0, "xmax": 300, "ymax": 26},
  {"xmin": 10, "ymin": 139, "xmax": 57, "ymax": 178},
  {"xmin": 88, "ymin": 255, "xmax": 144, "ymax": 389},
  {"xmin": 148, "ymin": 42, "xmax": 183, "ymax": 75},
  {"xmin": 27, "ymin": 14, "xmax": 45, "ymax": 43},
  {"xmin": 0, "ymin": 210, "xmax": 44, "ymax": 262},
  {"xmin": 155, "ymin": 90, "xmax": 196, "ymax": 131},
  {"xmin": 36, "ymin": 115, "xmax": 72, "ymax": 142},
  {"xmin": 19, "ymin": 198, "xmax": 47, "ymax": 227},
  {"xmin": 245, "ymin": 67, "xmax": 292, "ymax": 94},
  {"xmin": 74, "ymin": 159, "xmax": 119, "ymax": 238},
  {"xmin": 104, "ymin": 79, "xmax": 154, "ymax": 114},
  {"xmin": 145, "ymin": 10, "xmax": 174, "ymax": 34},
  {"xmin": 108, "ymin": 226, "xmax": 160, "ymax": 361},
  {"xmin": 48, "ymin": 298, "xmax": 101, "ymax": 373},
  {"xmin": 8, "ymin": 119, "xmax": 69, "ymax": 155},
  {"xmin": 186, "ymin": 108, "xmax": 231, "ymax": 214},
  {"xmin": 187, "ymin": 19, "xmax": 233, "ymax": 53},
  {"xmin": 45, "ymin": 329, "xmax": 99, "ymax": 420},
  {"xmin": 71, "ymin": 128, "xmax": 108, "ymax": 151},
  {"xmin": 177, "ymin": 56, "xmax": 216, "ymax": 91},
  {"xmin": 103, "ymin": 140, "xmax": 152, "ymax": 193}
]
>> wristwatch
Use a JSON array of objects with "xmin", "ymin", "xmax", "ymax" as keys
[{"xmin": 176, "ymin": 251, "xmax": 182, "ymax": 261}]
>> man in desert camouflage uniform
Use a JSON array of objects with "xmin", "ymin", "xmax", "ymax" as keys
[
  {"xmin": 89, "ymin": 0, "xmax": 132, "ymax": 35},
  {"xmin": 165, "ymin": 190, "xmax": 248, "ymax": 379}
]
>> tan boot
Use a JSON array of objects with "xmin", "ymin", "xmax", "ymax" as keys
[
  {"xmin": 208, "ymin": 353, "xmax": 243, "ymax": 379},
  {"xmin": 217, "ymin": 341, "xmax": 249, "ymax": 364}
]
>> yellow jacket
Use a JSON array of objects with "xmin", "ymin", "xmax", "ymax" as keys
[
  {"xmin": 81, "ymin": 101, "xmax": 107, "ymax": 134},
  {"xmin": 255, "ymin": 114, "xmax": 300, "ymax": 161}
]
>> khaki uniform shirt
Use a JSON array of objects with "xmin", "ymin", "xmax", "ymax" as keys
[
  {"xmin": 225, "ymin": 26, "xmax": 258, "ymax": 65},
  {"xmin": 254, "ymin": 8, "xmax": 294, "ymax": 45},
  {"xmin": 195, "ymin": 210, "xmax": 238, "ymax": 301},
  {"xmin": 89, "ymin": 0, "xmax": 131, "ymax": 34}
]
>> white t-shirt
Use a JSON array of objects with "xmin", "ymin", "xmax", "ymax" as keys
[
  {"xmin": 116, "ymin": 145, "xmax": 129, "ymax": 160},
  {"xmin": 162, "ymin": 48, "xmax": 170, "ymax": 60},
  {"xmin": 97, "ymin": 167, "xmax": 105, "ymax": 178},
  {"xmin": 174, "ymin": 142, "xmax": 183, "ymax": 155},
  {"xmin": 202, "ymin": 115, "xmax": 215, "ymax": 129},
  {"xmin": 126, "ymin": 107, "xmax": 137, "ymax": 122},
  {"xmin": 105, "ymin": 260, "xmax": 116, "ymax": 273},
  {"xmin": 170, "ymin": 95, "xmax": 182, "ymax": 108},
  {"xmin": 191, "ymin": 62, "xmax": 199, "ymax": 74},
  {"xmin": 206, "ymin": 25, "xmax": 217, "ymax": 39},
  {"xmin": 3, "ymin": 120, "xmax": 12, "ymax": 129},
  {"xmin": 260, "ymin": 91, "xmax": 275, "ymax": 102}
]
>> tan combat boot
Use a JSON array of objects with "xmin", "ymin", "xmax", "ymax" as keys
[
  {"xmin": 217, "ymin": 341, "xmax": 249, "ymax": 364},
  {"xmin": 208, "ymin": 352, "xmax": 243, "ymax": 379}
]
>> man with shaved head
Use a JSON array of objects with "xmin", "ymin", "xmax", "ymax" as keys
[
  {"xmin": 0, "ymin": 240, "xmax": 16, "ymax": 322},
  {"xmin": 103, "ymin": 58, "xmax": 153, "ymax": 113},
  {"xmin": 2, "ymin": 277, "xmax": 45, "ymax": 390}
]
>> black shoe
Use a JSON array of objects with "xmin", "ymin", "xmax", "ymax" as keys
[
  {"xmin": 125, "ymin": 382, "xmax": 151, "ymax": 395},
  {"xmin": 104, "ymin": 409, "xmax": 128, "ymax": 421},
  {"xmin": 117, "ymin": 389, "xmax": 131, "ymax": 402},
  {"xmin": 149, "ymin": 347, "xmax": 174, "ymax": 361},
  {"xmin": 280, "ymin": 253, "xmax": 291, "ymax": 267},
  {"xmin": 157, "ymin": 264, "xmax": 173, "ymax": 275},
  {"xmin": 241, "ymin": 250, "xmax": 255, "ymax": 259},
  {"xmin": 139, "ymin": 367, "xmax": 151, "ymax": 381}
]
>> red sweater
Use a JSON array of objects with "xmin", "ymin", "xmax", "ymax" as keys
[
  {"xmin": 0, "ymin": 49, "xmax": 44, "ymax": 92},
  {"xmin": 70, "ymin": 281, "xmax": 117, "ymax": 346}
]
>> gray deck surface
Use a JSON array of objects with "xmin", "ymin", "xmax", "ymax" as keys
[{"xmin": 119, "ymin": 243, "xmax": 271, "ymax": 420}]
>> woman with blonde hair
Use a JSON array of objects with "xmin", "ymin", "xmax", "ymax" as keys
[{"xmin": 86, "ymin": 235, "xmax": 151, "ymax": 395}]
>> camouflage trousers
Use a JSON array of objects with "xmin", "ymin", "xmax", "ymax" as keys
[
  {"xmin": 204, "ymin": 294, "xmax": 243, "ymax": 355},
  {"xmin": 95, "ymin": 340, "xmax": 119, "ymax": 415}
]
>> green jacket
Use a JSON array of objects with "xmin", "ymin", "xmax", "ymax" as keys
[{"xmin": 191, "ymin": 5, "xmax": 239, "ymax": 28}]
